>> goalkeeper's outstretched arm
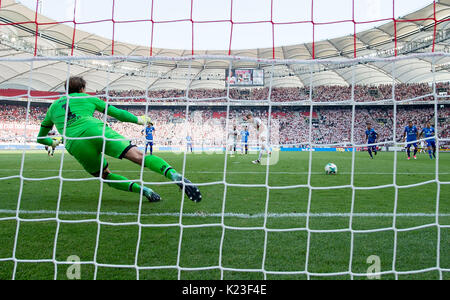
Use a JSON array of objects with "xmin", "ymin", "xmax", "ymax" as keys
[
  {"xmin": 37, "ymin": 108, "xmax": 57, "ymax": 147},
  {"xmin": 37, "ymin": 97, "xmax": 149, "ymax": 146},
  {"xmin": 37, "ymin": 126, "xmax": 62, "ymax": 148},
  {"xmin": 90, "ymin": 96, "xmax": 149, "ymax": 125},
  {"xmin": 37, "ymin": 126, "xmax": 54, "ymax": 146}
]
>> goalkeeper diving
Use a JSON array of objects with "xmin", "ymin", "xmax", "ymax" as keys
[{"xmin": 36, "ymin": 76, "xmax": 201, "ymax": 203}]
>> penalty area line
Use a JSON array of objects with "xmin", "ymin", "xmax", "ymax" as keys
[{"xmin": 0, "ymin": 209, "xmax": 449, "ymax": 219}]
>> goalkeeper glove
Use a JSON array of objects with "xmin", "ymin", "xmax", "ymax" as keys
[
  {"xmin": 51, "ymin": 137, "xmax": 62, "ymax": 148},
  {"xmin": 137, "ymin": 115, "xmax": 151, "ymax": 125}
]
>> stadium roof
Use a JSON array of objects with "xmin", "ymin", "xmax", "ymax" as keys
[{"xmin": 0, "ymin": 0, "xmax": 450, "ymax": 91}]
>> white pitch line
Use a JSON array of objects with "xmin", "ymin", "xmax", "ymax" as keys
[
  {"xmin": 0, "ymin": 209, "xmax": 449, "ymax": 219},
  {"xmin": 0, "ymin": 169, "xmax": 449, "ymax": 175}
]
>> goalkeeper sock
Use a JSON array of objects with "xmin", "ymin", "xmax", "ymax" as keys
[
  {"xmin": 428, "ymin": 149, "xmax": 433, "ymax": 159},
  {"xmin": 368, "ymin": 149, "xmax": 373, "ymax": 158},
  {"xmin": 144, "ymin": 155, "xmax": 179, "ymax": 181},
  {"xmin": 105, "ymin": 173, "xmax": 141, "ymax": 193},
  {"xmin": 407, "ymin": 148, "xmax": 411, "ymax": 158}
]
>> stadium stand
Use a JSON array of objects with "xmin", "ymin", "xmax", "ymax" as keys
[{"xmin": 1, "ymin": 100, "xmax": 448, "ymax": 148}]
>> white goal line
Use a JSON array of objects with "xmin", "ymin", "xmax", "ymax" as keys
[{"xmin": 0, "ymin": 209, "xmax": 449, "ymax": 219}]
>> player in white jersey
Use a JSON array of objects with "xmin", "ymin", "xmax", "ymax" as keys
[
  {"xmin": 419, "ymin": 140, "xmax": 426, "ymax": 154},
  {"xmin": 44, "ymin": 130, "xmax": 58, "ymax": 156},
  {"xmin": 243, "ymin": 113, "xmax": 271, "ymax": 164},
  {"xmin": 228, "ymin": 125, "xmax": 239, "ymax": 156}
]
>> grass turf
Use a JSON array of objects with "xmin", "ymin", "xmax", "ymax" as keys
[{"xmin": 0, "ymin": 149, "xmax": 449, "ymax": 280}]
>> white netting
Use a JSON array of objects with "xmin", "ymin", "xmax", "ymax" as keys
[{"xmin": 0, "ymin": 53, "xmax": 449, "ymax": 280}]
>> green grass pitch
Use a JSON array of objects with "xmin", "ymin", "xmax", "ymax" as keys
[{"xmin": 0, "ymin": 149, "xmax": 449, "ymax": 280}]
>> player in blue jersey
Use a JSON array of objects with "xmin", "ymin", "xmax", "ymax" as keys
[
  {"xmin": 240, "ymin": 126, "xmax": 250, "ymax": 154},
  {"xmin": 403, "ymin": 121, "xmax": 419, "ymax": 160},
  {"xmin": 186, "ymin": 135, "xmax": 193, "ymax": 153},
  {"xmin": 141, "ymin": 122, "xmax": 155, "ymax": 155},
  {"xmin": 365, "ymin": 123, "xmax": 378, "ymax": 159},
  {"xmin": 420, "ymin": 122, "xmax": 436, "ymax": 159}
]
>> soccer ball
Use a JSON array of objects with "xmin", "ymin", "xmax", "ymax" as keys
[{"xmin": 325, "ymin": 163, "xmax": 337, "ymax": 175}]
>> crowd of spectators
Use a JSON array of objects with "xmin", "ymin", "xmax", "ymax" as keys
[
  {"xmin": 1, "ymin": 102, "xmax": 448, "ymax": 147},
  {"xmin": 0, "ymin": 104, "xmax": 42, "ymax": 143},
  {"xmin": 279, "ymin": 106, "xmax": 450, "ymax": 146},
  {"xmin": 0, "ymin": 83, "xmax": 447, "ymax": 104},
  {"xmin": 92, "ymin": 82, "xmax": 449, "ymax": 103}
]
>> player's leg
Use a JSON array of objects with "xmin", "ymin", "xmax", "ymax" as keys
[
  {"xmin": 406, "ymin": 144, "xmax": 411, "ymax": 159},
  {"xmin": 149, "ymin": 142, "xmax": 153, "ymax": 155},
  {"xmin": 258, "ymin": 136, "xmax": 267, "ymax": 161},
  {"xmin": 99, "ymin": 124, "xmax": 201, "ymax": 202},
  {"xmin": 427, "ymin": 145, "xmax": 433, "ymax": 159},
  {"xmin": 253, "ymin": 143, "xmax": 264, "ymax": 164},
  {"xmin": 263, "ymin": 135, "xmax": 272, "ymax": 157},
  {"xmin": 253, "ymin": 137, "xmax": 268, "ymax": 164},
  {"xmin": 45, "ymin": 145, "xmax": 54, "ymax": 156},
  {"xmin": 67, "ymin": 136, "xmax": 160, "ymax": 202},
  {"xmin": 100, "ymin": 168, "xmax": 161, "ymax": 202},
  {"xmin": 426, "ymin": 141, "xmax": 433, "ymax": 159},
  {"xmin": 123, "ymin": 147, "xmax": 201, "ymax": 202},
  {"xmin": 413, "ymin": 143, "xmax": 418, "ymax": 159},
  {"xmin": 261, "ymin": 137, "xmax": 271, "ymax": 157},
  {"xmin": 144, "ymin": 142, "xmax": 148, "ymax": 155},
  {"xmin": 367, "ymin": 145, "xmax": 373, "ymax": 159}
]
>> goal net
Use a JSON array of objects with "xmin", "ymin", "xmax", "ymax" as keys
[{"xmin": 0, "ymin": 0, "xmax": 449, "ymax": 280}]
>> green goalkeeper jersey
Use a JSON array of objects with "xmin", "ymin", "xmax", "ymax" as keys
[{"xmin": 37, "ymin": 93, "xmax": 138, "ymax": 147}]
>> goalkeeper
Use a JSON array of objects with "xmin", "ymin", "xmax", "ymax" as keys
[{"xmin": 36, "ymin": 76, "xmax": 201, "ymax": 203}]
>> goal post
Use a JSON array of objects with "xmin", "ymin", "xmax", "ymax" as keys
[{"xmin": 0, "ymin": 53, "xmax": 448, "ymax": 280}]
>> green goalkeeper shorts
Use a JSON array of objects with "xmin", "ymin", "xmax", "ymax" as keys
[{"xmin": 66, "ymin": 123, "xmax": 135, "ymax": 176}]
